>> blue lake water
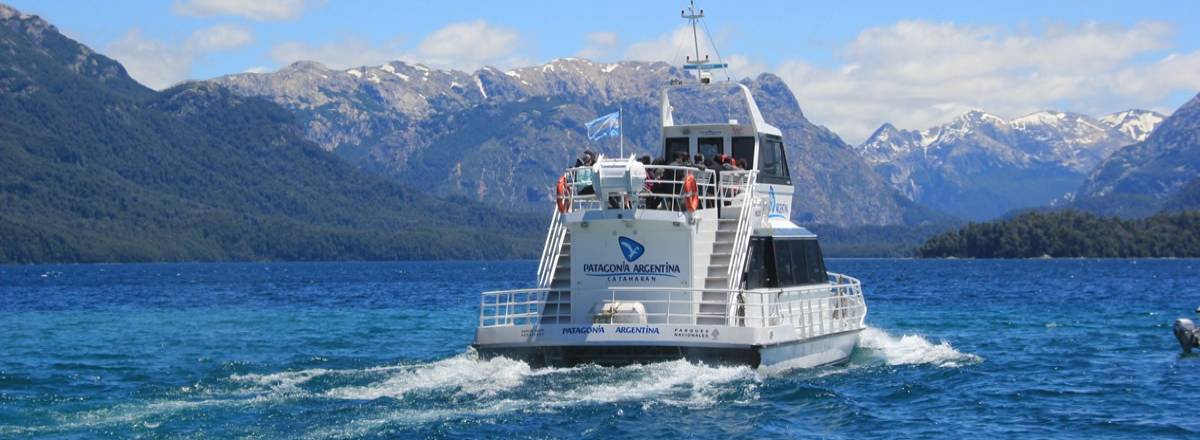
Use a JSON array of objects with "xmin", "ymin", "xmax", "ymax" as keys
[{"xmin": 1, "ymin": 259, "xmax": 1198, "ymax": 439}]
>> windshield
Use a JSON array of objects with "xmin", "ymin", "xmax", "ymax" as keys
[{"xmin": 665, "ymin": 83, "xmax": 753, "ymax": 126}]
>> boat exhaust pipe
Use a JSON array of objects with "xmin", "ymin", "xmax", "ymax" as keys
[{"xmin": 1175, "ymin": 318, "xmax": 1199, "ymax": 353}]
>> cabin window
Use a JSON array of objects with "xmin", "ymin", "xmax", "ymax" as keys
[
  {"xmin": 665, "ymin": 137, "xmax": 689, "ymax": 161},
  {"xmin": 744, "ymin": 237, "xmax": 774, "ymax": 289},
  {"xmin": 743, "ymin": 238, "xmax": 827, "ymax": 288},
  {"xmin": 732, "ymin": 136, "xmax": 755, "ymax": 166},
  {"xmin": 758, "ymin": 136, "xmax": 790, "ymax": 184},
  {"xmin": 698, "ymin": 137, "xmax": 723, "ymax": 161}
]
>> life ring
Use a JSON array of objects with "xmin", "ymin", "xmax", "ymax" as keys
[
  {"xmin": 555, "ymin": 175, "xmax": 571, "ymax": 213},
  {"xmin": 682, "ymin": 174, "xmax": 699, "ymax": 212}
]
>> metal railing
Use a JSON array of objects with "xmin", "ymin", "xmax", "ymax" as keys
[
  {"xmin": 479, "ymin": 288, "xmax": 572, "ymax": 327},
  {"xmin": 561, "ymin": 165, "xmax": 753, "ymax": 213},
  {"xmin": 724, "ymin": 170, "xmax": 757, "ymax": 292},
  {"xmin": 535, "ymin": 207, "xmax": 566, "ymax": 289},
  {"xmin": 478, "ymin": 273, "xmax": 867, "ymax": 339}
]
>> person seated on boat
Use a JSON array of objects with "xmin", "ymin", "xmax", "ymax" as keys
[
  {"xmin": 574, "ymin": 150, "xmax": 596, "ymax": 195},
  {"xmin": 719, "ymin": 155, "xmax": 735, "ymax": 171},
  {"xmin": 636, "ymin": 155, "xmax": 653, "ymax": 208},
  {"xmin": 647, "ymin": 157, "xmax": 668, "ymax": 210},
  {"xmin": 665, "ymin": 152, "xmax": 690, "ymax": 211},
  {"xmin": 694, "ymin": 154, "xmax": 718, "ymax": 208},
  {"xmin": 737, "ymin": 158, "xmax": 749, "ymax": 170}
]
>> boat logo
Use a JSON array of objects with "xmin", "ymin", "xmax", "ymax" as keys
[
  {"xmin": 582, "ymin": 236, "xmax": 679, "ymax": 281},
  {"xmin": 618, "ymin": 236, "xmax": 644, "ymax": 262},
  {"xmin": 768, "ymin": 186, "xmax": 788, "ymax": 219}
]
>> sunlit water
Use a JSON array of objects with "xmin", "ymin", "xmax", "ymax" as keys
[{"xmin": 1, "ymin": 260, "xmax": 1197, "ymax": 438}]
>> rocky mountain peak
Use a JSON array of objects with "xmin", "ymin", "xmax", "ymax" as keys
[
  {"xmin": 1098, "ymin": 109, "xmax": 1166, "ymax": 142},
  {"xmin": 206, "ymin": 57, "xmax": 934, "ymax": 226},
  {"xmin": 1075, "ymin": 93, "xmax": 1200, "ymax": 215},
  {"xmin": 855, "ymin": 106, "xmax": 1147, "ymax": 220}
]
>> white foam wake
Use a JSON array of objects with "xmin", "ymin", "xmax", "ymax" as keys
[
  {"xmin": 324, "ymin": 353, "xmax": 535, "ymax": 400},
  {"xmin": 858, "ymin": 327, "xmax": 982, "ymax": 368}
]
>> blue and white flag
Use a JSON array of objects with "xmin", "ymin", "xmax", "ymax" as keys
[{"xmin": 585, "ymin": 111, "xmax": 620, "ymax": 141}]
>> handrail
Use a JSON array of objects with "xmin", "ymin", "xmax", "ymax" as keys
[
  {"xmin": 724, "ymin": 170, "xmax": 757, "ymax": 324},
  {"xmin": 536, "ymin": 207, "xmax": 566, "ymax": 289},
  {"xmin": 479, "ymin": 273, "xmax": 867, "ymax": 335},
  {"xmin": 726, "ymin": 170, "xmax": 757, "ymax": 290},
  {"xmin": 479, "ymin": 288, "xmax": 572, "ymax": 327},
  {"xmin": 562, "ymin": 165, "xmax": 749, "ymax": 213}
]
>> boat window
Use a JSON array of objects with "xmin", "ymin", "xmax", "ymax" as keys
[
  {"xmin": 744, "ymin": 237, "xmax": 774, "ymax": 289},
  {"xmin": 758, "ymin": 136, "xmax": 790, "ymax": 184},
  {"xmin": 774, "ymin": 239, "xmax": 797, "ymax": 286},
  {"xmin": 771, "ymin": 239, "xmax": 827, "ymax": 287},
  {"xmin": 803, "ymin": 240, "xmax": 828, "ymax": 283},
  {"xmin": 665, "ymin": 137, "xmax": 689, "ymax": 160},
  {"xmin": 743, "ymin": 238, "xmax": 827, "ymax": 288},
  {"xmin": 698, "ymin": 137, "xmax": 723, "ymax": 161},
  {"xmin": 732, "ymin": 137, "xmax": 755, "ymax": 166}
]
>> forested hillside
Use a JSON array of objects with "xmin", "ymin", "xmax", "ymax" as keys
[
  {"xmin": 917, "ymin": 210, "xmax": 1200, "ymax": 258},
  {"xmin": 0, "ymin": 6, "xmax": 541, "ymax": 263}
]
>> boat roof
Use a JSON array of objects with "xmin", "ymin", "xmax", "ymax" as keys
[{"xmin": 661, "ymin": 83, "xmax": 782, "ymax": 137}]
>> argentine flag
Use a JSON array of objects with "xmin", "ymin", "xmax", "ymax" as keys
[{"xmin": 585, "ymin": 111, "xmax": 620, "ymax": 141}]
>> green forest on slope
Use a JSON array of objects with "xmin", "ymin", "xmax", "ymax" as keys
[
  {"xmin": 0, "ymin": 12, "xmax": 542, "ymax": 263},
  {"xmin": 916, "ymin": 210, "xmax": 1200, "ymax": 258}
]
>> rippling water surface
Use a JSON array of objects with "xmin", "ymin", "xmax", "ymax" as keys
[{"xmin": 1, "ymin": 260, "xmax": 1198, "ymax": 438}]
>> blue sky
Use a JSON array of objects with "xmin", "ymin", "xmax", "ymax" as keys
[{"xmin": 8, "ymin": 0, "xmax": 1200, "ymax": 142}]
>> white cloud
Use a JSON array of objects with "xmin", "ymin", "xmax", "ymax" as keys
[
  {"xmin": 623, "ymin": 26, "xmax": 760, "ymax": 77},
  {"xmin": 107, "ymin": 25, "xmax": 255, "ymax": 90},
  {"xmin": 185, "ymin": 24, "xmax": 254, "ymax": 52},
  {"xmin": 415, "ymin": 20, "xmax": 522, "ymax": 70},
  {"xmin": 268, "ymin": 20, "xmax": 526, "ymax": 72},
  {"xmin": 724, "ymin": 54, "xmax": 768, "ymax": 81},
  {"xmin": 625, "ymin": 26, "xmax": 705, "ymax": 63},
  {"xmin": 774, "ymin": 20, "xmax": 1200, "ymax": 143},
  {"xmin": 576, "ymin": 31, "xmax": 619, "ymax": 60},
  {"xmin": 107, "ymin": 29, "xmax": 194, "ymax": 90},
  {"xmin": 173, "ymin": 0, "xmax": 309, "ymax": 21}
]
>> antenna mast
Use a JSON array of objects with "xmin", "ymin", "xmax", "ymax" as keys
[{"xmin": 681, "ymin": 1, "xmax": 725, "ymax": 84}]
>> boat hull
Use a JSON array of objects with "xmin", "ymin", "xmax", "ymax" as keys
[{"xmin": 474, "ymin": 328, "xmax": 862, "ymax": 368}]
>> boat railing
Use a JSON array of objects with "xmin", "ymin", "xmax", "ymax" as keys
[
  {"xmin": 561, "ymin": 166, "xmax": 754, "ymax": 213},
  {"xmin": 724, "ymin": 170, "xmax": 757, "ymax": 293},
  {"xmin": 479, "ymin": 288, "xmax": 572, "ymax": 327},
  {"xmin": 478, "ymin": 273, "xmax": 866, "ymax": 338},
  {"xmin": 535, "ymin": 207, "xmax": 566, "ymax": 288}
]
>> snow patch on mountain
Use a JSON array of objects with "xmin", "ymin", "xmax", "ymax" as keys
[{"xmin": 1098, "ymin": 109, "xmax": 1165, "ymax": 142}]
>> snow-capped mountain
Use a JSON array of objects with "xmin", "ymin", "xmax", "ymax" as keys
[
  {"xmin": 1097, "ymin": 109, "xmax": 1165, "ymax": 142},
  {"xmin": 1076, "ymin": 98, "xmax": 1199, "ymax": 216},
  {"xmin": 209, "ymin": 59, "xmax": 943, "ymax": 226},
  {"xmin": 857, "ymin": 110, "xmax": 1148, "ymax": 220}
]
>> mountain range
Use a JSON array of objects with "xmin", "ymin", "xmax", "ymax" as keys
[
  {"xmin": 0, "ymin": 4, "xmax": 540, "ymax": 263},
  {"xmin": 1074, "ymin": 93, "xmax": 1200, "ymax": 216},
  {"xmin": 209, "ymin": 58, "xmax": 943, "ymax": 226},
  {"xmin": 3, "ymin": 2, "xmax": 1199, "ymax": 262},
  {"xmin": 855, "ymin": 109, "xmax": 1163, "ymax": 219}
]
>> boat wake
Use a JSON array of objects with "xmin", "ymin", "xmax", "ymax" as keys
[
  {"xmin": 856, "ymin": 327, "xmax": 983, "ymax": 368},
  {"xmin": 39, "ymin": 327, "xmax": 979, "ymax": 437}
]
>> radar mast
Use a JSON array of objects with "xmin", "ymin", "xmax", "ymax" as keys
[{"xmin": 681, "ymin": 1, "xmax": 726, "ymax": 84}]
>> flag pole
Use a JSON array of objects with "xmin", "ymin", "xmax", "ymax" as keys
[{"xmin": 619, "ymin": 104, "xmax": 624, "ymax": 157}]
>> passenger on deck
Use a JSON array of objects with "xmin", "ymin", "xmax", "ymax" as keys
[
  {"xmin": 574, "ymin": 150, "xmax": 596, "ymax": 195},
  {"xmin": 647, "ymin": 157, "xmax": 668, "ymax": 210},
  {"xmin": 718, "ymin": 155, "xmax": 736, "ymax": 171},
  {"xmin": 666, "ymin": 152, "xmax": 689, "ymax": 211},
  {"xmin": 737, "ymin": 158, "xmax": 749, "ymax": 170}
]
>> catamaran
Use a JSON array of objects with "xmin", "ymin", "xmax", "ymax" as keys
[{"xmin": 472, "ymin": 2, "xmax": 868, "ymax": 368}]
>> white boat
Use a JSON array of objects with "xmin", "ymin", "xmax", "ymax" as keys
[{"xmin": 472, "ymin": 2, "xmax": 868, "ymax": 368}]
